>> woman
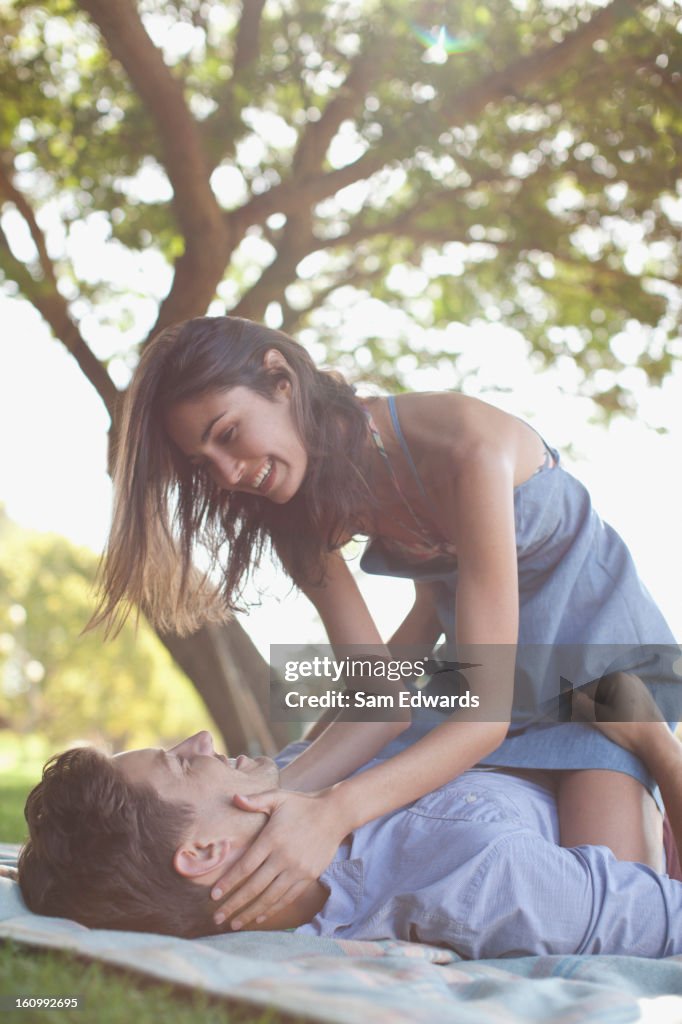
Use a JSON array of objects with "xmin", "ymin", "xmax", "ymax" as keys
[{"xmin": 93, "ymin": 315, "xmax": 679, "ymax": 930}]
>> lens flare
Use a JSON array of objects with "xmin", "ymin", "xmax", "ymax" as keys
[{"xmin": 410, "ymin": 23, "xmax": 481, "ymax": 63}]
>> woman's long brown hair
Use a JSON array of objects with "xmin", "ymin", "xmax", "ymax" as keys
[{"xmin": 90, "ymin": 316, "xmax": 375, "ymax": 636}]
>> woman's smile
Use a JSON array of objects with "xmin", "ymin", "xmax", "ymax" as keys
[{"xmin": 251, "ymin": 457, "xmax": 275, "ymax": 493}]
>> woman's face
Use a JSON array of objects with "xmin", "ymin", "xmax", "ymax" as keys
[{"xmin": 164, "ymin": 383, "xmax": 308, "ymax": 503}]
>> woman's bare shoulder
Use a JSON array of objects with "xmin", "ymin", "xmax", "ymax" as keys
[
  {"xmin": 393, "ymin": 391, "xmax": 516, "ymax": 454},
  {"xmin": 393, "ymin": 391, "xmax": 552, "ymax": 491}
]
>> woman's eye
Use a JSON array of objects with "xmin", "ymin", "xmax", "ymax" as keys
[{"xmin": 218, "ymin": 428, "xmax": 234, "ymax": 446}]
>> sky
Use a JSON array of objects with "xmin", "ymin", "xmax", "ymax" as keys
[{"xmin": 1, "ymin": 284, "xmax": 680, "ymax": 657}]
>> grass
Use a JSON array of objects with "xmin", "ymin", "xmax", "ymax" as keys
[
  {"xmin": 0, "ymin": 778, "xmax": 32, "ymax": 846},
  {"xmin": 0, "ymin": 736, "xmax": 307, "ymax": 1024},
  {"xmin": 0, "ymin": 943, "xmax": 302, "ymax": 1024},
  {"xmin": 0, "ymin": 734, "xmax": 45, "ymax": 845}
]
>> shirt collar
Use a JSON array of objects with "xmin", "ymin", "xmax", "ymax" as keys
[{"xmin": 303, "ymin": 841, "xmax": 364, "ymax": 933}]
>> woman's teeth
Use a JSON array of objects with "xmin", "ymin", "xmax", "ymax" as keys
[{"xmin": 252, "ymin": 458, "xmax": 273, "ymax": 490}]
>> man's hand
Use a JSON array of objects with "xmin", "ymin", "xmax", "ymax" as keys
[{"xmin": 210, "ymin": 787, "xmax": 351, "ymax": 930}]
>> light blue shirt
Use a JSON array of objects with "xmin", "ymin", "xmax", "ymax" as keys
[{"xmin": 292, "ymin": 766, "xmax": 681, "ymax": 958}]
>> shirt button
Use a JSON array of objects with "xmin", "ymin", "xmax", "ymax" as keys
[{"xmin": 465, "ymin": 793, "xmax": 477, "ymax": 803}]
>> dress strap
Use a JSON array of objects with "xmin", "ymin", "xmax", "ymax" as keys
[
  {"xmin": 387, "ymin": 396, "xmax": 431, "ymax": 503},
  {"xmin": 363, "ymin": 399, "xmax": 456, "ymax": 559},
  {"xmin": 364, "ymin": 404, "xmax": 413, "ymax": 509},
  {"xmin": 515, "ymin": 415, "xmax": 559, "ymax": 467}
]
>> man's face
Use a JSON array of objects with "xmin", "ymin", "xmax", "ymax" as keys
[{"xmin": 113, "ymin": 730, "xmax": 279, "ymax": 838}]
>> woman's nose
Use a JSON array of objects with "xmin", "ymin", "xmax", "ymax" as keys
[{"xmin": 211, "ymin": 454, "xmax": 244, "ymax": 489}]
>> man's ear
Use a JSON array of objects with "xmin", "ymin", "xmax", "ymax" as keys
[{"xmin": 173, "ymin": 838, "xmax": 234, "ymax": 879}]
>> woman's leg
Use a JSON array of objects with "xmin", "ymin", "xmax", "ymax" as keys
[{"xmin": 557, "ymin": 769, "xmax": 663, "ymax": 869}]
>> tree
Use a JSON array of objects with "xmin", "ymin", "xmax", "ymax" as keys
[
  {"xmin": 0, "ymin": 509, "xmax": 217, "ymax": 750},
  {"xmin": 0, "ymin": 0, "xmax": 679, "ymax": 750}
]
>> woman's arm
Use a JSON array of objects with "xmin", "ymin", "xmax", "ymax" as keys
[
  {"xmin": 214, "ymin": 712, "xmax": 511, "ymax": 931},
  {"xmin": 283, "ymin": 575, "xmax": 444, "ymax": 785},
  {"xmin": 279, "ymin": 551, "xmax": 412, "ymax": 790},
  {"xmin": 327, "ymin": 447, "xmax": 521, "ymax": 822},
  {"xmin": 300, "ymin": 579, "xmax": 443, "ymax": 743},
  {"xmin": 285, "ymin": 420, "xmax": 521, "ymax": 787},
  {"xmin": 210, "ymin": 443, "xmax": 521, "ymax": 929}
]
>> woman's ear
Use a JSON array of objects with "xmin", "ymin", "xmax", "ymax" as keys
[
  {"xmin": 263, "ymin": 348, "xmax": 290, "ymax": 372},
  {"xmin": 173, "ymin": 838, "xmax": 234, "ymax": 879},
  {"xmin": 263, "ymin": 349, "xmax": 292, "ymax": 395}
]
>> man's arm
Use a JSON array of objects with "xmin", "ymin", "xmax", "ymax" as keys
[
  {"xmin": 316, "ymin": 776, "xmax": 682, "ymax": 959},
  {"xmin": 448, "ymin": 829, "xmax": 682, "ymax": 959}
]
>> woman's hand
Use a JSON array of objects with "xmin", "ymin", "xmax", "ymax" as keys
[
  {"xmin": 572, "ymin": 671, "xmax": 667, "ymax": 759},
  {"xmin": 210, "ymin": 787, "xmax": 350, "ymax": 930}
]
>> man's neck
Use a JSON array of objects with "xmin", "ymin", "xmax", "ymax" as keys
[{"xmin": 250, "ymin": 878, "xmax": 329, "ymax": 931}]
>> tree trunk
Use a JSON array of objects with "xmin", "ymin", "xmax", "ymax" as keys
[{"xmin": 158, "ymin": 619, "xmax": 294, "ymax": 756}]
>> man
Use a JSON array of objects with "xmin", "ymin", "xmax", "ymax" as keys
[{"xmin": 17, "ymin": 706, "xmax": 682, "ymax": 957}]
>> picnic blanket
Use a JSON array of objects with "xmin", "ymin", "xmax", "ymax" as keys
[{"xmin": 3, "ymin": 845, "xmax": 682, "ymax": 1023}]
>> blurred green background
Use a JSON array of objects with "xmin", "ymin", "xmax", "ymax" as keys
[{"xmin": 0, "ymin": 506, "xmax": 218, "ymax": 846}]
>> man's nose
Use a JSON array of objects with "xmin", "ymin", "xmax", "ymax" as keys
[{"xmin": 169, "ymin": 730, "xmax": 214, "ymax": 757}]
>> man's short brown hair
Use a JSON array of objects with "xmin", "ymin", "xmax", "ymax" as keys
[{"xmin": 19, "ymin": 747, "xmax": 221, "ymax": 937}]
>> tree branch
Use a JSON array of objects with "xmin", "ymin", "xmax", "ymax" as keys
[
  {"xmin": 0, "ymin": 160, "xmax": 57, "ymax": 289},
  {"xmin": 0, "ymin": 217, "xmax": 120, "ymax": 419},
  {"xmin": 228, "ymin": 150, "xmax": 387, "ymax": 236},
  {"xmin": 279, "ymin": 264, "xmax": 386, "ymax": 335},
  {"xmin": 225, "ymin": 0, "xmax": 648, "ymax": 332},
  {"xmin": 230, "ymin": 211, "xmax": 315, "ymax": 321},
  {"xmin": 313, "ymin": 175, "xmax": 514, "ymax": 251},
  {"xmin": 446, "ymin": 0, "xmax": 648, "ymax": 126},
  {"xmin": 76, "ymin": 0, "xmax": 227, "ymax": 251},
  {"xmin": 291, "ymin": 44, "xmax": 383, "ymax": 179},
  {"xmin": 200, "ymin": 1, "xmax": 267, "ymax": 170},
  {"xmin": 229, "ymin": 0, "xmax": 643, "ymax": 240},
  {"xmin": 76, "ymin": 0, "xmax": 237, "ymax": 340},
  {"xmin": 84, "ymin": 0, "xmax": 648, "ymax": 348},
  {"xmin": 233, "ymin": 0, "xmax": 267, "ymax": 75}
]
